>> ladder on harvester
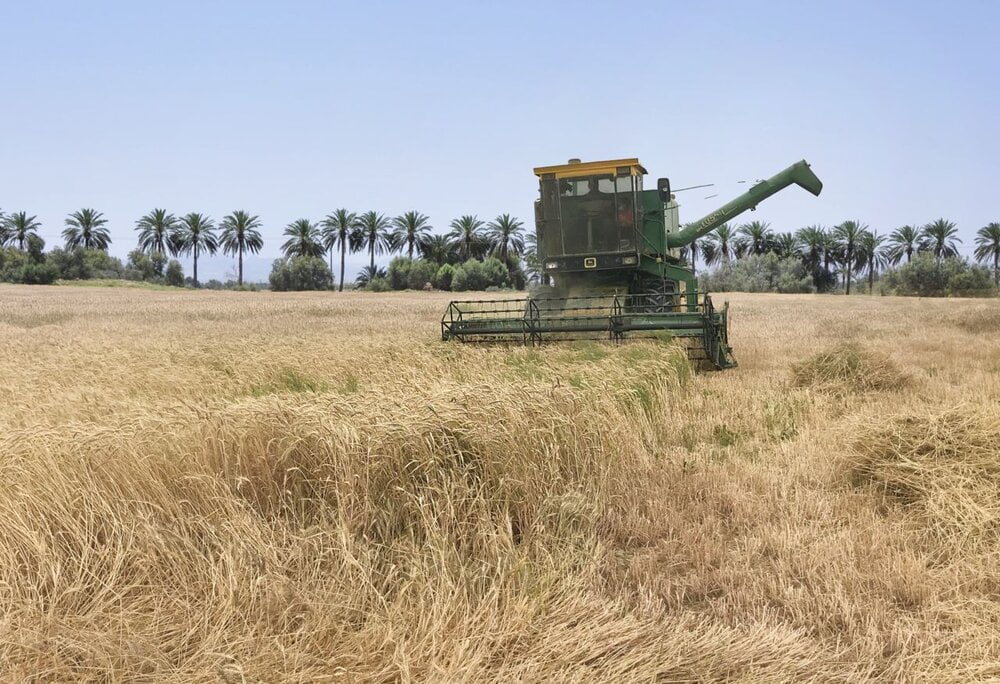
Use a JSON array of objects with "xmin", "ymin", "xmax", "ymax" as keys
[{"xmin": 441, "ymin": 292, "xmax": 736, "ymax": 370}]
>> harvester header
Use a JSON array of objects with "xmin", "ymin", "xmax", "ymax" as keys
[{"xmin": 442, "ymin": 156, "xmax": 824, "ymax": 369}]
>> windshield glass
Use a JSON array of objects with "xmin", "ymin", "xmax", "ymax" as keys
[{"xmin": 542, "ymin": 174, "xmax": 638, "ymax": 256}]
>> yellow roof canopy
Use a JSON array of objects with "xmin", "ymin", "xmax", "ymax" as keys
[{"xmin": 533, "ymin": 158, "xmax": 647, "ymax": 179}]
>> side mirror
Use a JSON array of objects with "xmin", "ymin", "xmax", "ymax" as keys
[{"xmin": 657, "ymin": 178, "xmax": 671, "ymax": 203}]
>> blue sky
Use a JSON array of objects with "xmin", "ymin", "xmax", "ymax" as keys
[{"xmin": 1, "ymin": 1, "xmax": 997, "ymax": 283}]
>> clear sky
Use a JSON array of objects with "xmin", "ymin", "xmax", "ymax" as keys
[{"xmin": 1, "ymin": 1, "xmax": 997, "ymax": 282}]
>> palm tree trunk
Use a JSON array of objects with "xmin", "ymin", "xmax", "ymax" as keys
[
  {"xmin": 868, "ymin": 267, "xmax": 874, "ymax": 294},
  {"xmin": 845, "ymin": 248, "xmax": 852, "ymax": 295},
  {"xmin": 369, "ymin": 241, "xmax": 375, "ymax": 272},
  {"xmin": 408, "ymin": 240, "xmax": 413, "ymax": 260},
  {"xmin": 238, "ymin": 249, "xmax": 244, "ymax": 287},
  {"xmin": 994, "ymin": 252, "xmax": 999, "ymax": 286},
  {"xmin": 193, "ymin": 246, "xmax": 199, "ymax": 288},
  {"xmin": 339, "ymin": 242, "xmax": 346, "ymax": 292}
]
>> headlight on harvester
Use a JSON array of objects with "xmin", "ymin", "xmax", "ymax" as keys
[
  {"xmin": 544, "ymin": 261, "xmax": 559, "ymax": 270},
  {"xmin": 622, "ymin": 256, "xmax": 638, "ymax": 265}
]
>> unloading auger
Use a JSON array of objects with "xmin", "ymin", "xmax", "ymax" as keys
[{"xmin": 442, "ymin": 158, "xmax": 823, "ymax": 369}]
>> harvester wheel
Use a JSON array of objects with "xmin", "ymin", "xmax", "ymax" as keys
[{"xmin": 635, "ymin": 278, "xmax": 677, "ymax": 313}]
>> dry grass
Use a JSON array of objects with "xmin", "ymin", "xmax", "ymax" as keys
[
  {"xmin": 850, "ymin": 405, "xmax": 1000, "ymax": 550},
  {"xmin": 946, "ymin": 306, "xmax": 1000, "ymax": 334},
  {"xmin": 1, "ymin": 285, "xmax": 999, "ymax": 681}
]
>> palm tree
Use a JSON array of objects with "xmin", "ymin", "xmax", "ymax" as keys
[
  {"xmin": 219, "ymin": 210, "xmax": 263, "ymax": 287},
  {"xmin": 63, "ymin": 208, "xmax": 111, "ymax": 251},
  {"xmin": 921, "ymin": 219, "xmax": 961, "ymax": 262},
  {"xmin": 523, "ymin": 231, "xmax": 542, "ymax": 284},
  {"xmin": 820, "ymin": 228, "xmax": 839, "ymax": 275},
  {"xmin": 448, "ymin": 215, "xmax": 486, "ymax": 260},
  {"xmin": 321, "ymin": 209, "xmax": 359, "ymax": 292},
  {"xmin": 485, "ymin": 213, "xmax": 525, "ymax": 262},
  {"xmin": 702, "ymin": 223, "xmax": 738, "ymax": 265},
  {"xmin": 773, "ymin": 232, "xmax": 799, "ymax": 259},
  {"xmin": 355, "ymin": 211, "xmax": 393, "ymax": 271},
  {"xmin": 3, "ymin": 212, "xmax": 41, "ymax": 250},
  {"xmin": 174, "ymin": 213, "xmax": 218, "ymax": 287},
  {"xmin": 796, "ymin": 225, "xmax": 827, "ymax": 270},
  {"xmin": 737, "ymin": 221, "xmax": 773, "ymax": 255},
  {"xmin": 974, "ymin": 222, "xmax": 1000, "ymax": 285},
  {"xmin": 421, "ymin": 234, "xmax": 454, "ymax": 265},
  {"xmin": 857, "ymin": 230, "xmax": 887, "ymax": 294},
  {"xmin": 355, "ymin": 265, "xmax": 387, "ymax": 287},
  {"xmin": 886, "ymin": 225, "xmax": 921, "ymax": 265},
  {"xmin": 281, "ymin": 219, "xmax": 324, "ymax": 259},
  {"xmin": 391, "ymin": 211, "xmax": 433, "ymax": 260},
  {"xmin": 833, "ymin": 220, "xmax": 867, "ymax": 294},
  {"xmin": 135, "ymin": 208, "xmax": 179, "ymax": 257},
  {"xmin": 681, "ymin": 239, "xmax": 702, "ymax": 275}
]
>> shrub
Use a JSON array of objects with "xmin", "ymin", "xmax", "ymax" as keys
[
  {"xmin": 269, "ymin": 256, "xmax": 333, "ymax": 292},
  {"xmin": 165, "ymin": 260, "xmax": 185, "ymax": 287},
  {"xmin": 0, "ymin": 242, "xmax": 58, "ymax": 285},
  {"xmin": 46, "ymin": 248, "xmax": 88, "ymax": 280},
  {"xmin": 452, "ymin": 260, "xmax": 487, "ymax": 291},
  {"xmin": 82, "ymin": 249, "xmax": 125, "ymax": 279},
  {"xmin": 882, "ymin": 254, "xmax": 997, "ymax": 297},
  {"xmin": 947, "ymin": 266, "xmax": 996, "ymax": 297},
  {"xmin": 482, "ymin": 257, "xmax": 510, "ymax": 288},
  {"xmin": 435, "ymin": 263, "xmax": 456, "ymax": 291},
  {"xmin": 700, "ymin": 253, "xmax": 814, "ymax": 293},
  {"xmin": 452, "ymin": 258, "xmax": 512, "ymax": 292},
  {"xmin": 47, "ymin": 247, "xmax": 125, "ymax": 281},
  {"xmin": 407, "ymin": 259, "xmax": 438, "ymax": 290},
  {"xmin": 126, "ymin": 249, "xmax": 158, "ymax": 281},
  {"xmin": 0, "ymin": 248, "xmax": 58, "ymax": 284},
  {"xmin": 367, "ymin": 276, "xmax": 391, "ymax": 292},
  {"xmin": 387, "ymin": 257, "xmax": 413, "ymax": 290},
  {"xmin": 508, "ymin": 263, "xmax": 527, "ymax": 290},
  {"xmin": 20, "ymin": 261, "xmax": 60, "ymax": 284}
]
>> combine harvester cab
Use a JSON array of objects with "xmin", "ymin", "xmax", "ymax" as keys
[{"xmin": 442, "ymin": 157, "xmax": 823, "ymax": 370}]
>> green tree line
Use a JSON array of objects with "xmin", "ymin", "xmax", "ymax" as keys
[
  {"xmin": 0, "ymin": 208, "xmax": 528, "ymax": 291},
  {"xmin": 689, "ymin": 218, "xmax": 1000, "ymax": 295}
]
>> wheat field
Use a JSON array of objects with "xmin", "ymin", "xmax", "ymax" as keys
[{"xmin": 1, "ymin": 285, "xmax": 998, "ymax": 682}]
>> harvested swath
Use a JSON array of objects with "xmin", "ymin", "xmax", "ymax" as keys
[
  {"xmin": 848, "ymin": 405, "xmax": 1000, "ymax": 549},
  {"xmin": 790, "ymin": 342, "xmax": 911, "ymax": 393}
]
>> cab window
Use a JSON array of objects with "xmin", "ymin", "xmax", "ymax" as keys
[{"xmin": 560, "ymin": 178, "xmax": 591, "ymax": 197}]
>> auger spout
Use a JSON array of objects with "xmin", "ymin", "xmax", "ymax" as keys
[{"xmin": 664, "ymin": 160, "xmax": 822, "ymax": 248}]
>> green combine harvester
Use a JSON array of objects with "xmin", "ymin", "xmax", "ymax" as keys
[{"xmin": 442, "ymin": 157, "xmax": 823, "ymax": 369}]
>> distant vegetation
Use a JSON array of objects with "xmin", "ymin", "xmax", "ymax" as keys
[
  {"xmin": 694, "ymin": 219, "xmax": 999, "ymax": 297},
  {"xmin": 1, "ymin": 207, "xmax": 997, "ymax": 296},
  {"xmin": 0, "ymin": 207, "xmax": 530, "ymax": 292}
]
